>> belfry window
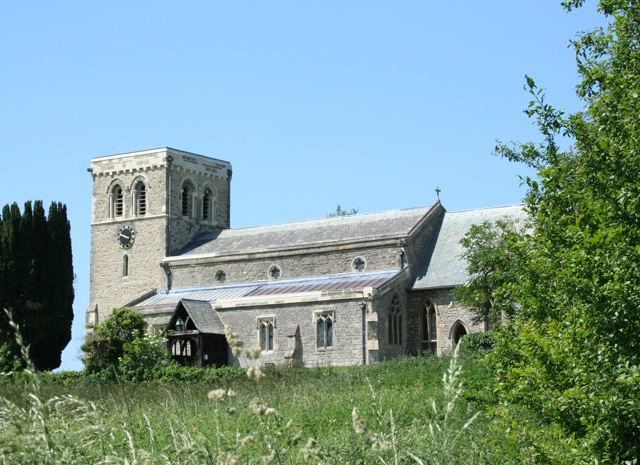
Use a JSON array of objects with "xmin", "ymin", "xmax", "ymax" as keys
[
  {"xmin": 388, "ymin": 294, "xmax": 402, "ymax": 345},
  {"xmin": 182, "ymin": 182, "xmax": 194, "ymax": 218},
  {"xmin": 135, "ymin": 181, "xmax": 146, "ymax": 216},
  {"xmin": 122, "ymin": 254, "xmax": 129, "ymax": 277},
  {"xmin": 113, "ymin": 185, "xmax": 123, "ymax": 218},
  {"xmin": 203, "ymin": 188, "xmax": 214, "ymax": 222},
  {"xmin": 421, "ymin": 299, "xmax": 437, "ymax": 354}
]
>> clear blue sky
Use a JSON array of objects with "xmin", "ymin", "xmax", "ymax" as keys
[{"xmin": 0, "ymin": 1, "xmax": 605, "ymax": 370}]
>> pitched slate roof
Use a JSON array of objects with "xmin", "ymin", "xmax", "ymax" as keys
[
  {"xmin": 175, "ymin": 205, "xmax": 437, "ymax": 256},
  {"xmin": 134, "ymin": 269, "xmax": 401, "ymax": 308},
  {"xmin": 412, "ymin": 205, "xmax": 526, "ymax": 290},
  {"xmin": 180, "ymin": 300, "xmax": 226, "ymax": 334}
]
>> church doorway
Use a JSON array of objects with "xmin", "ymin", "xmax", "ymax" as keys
[{"xmin": 452, "ymin": 322, "xmax": 468, "ymax": 345}]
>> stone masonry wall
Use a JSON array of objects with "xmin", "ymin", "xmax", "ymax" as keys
[
  {"xmin": 88, "ymin": 148, "xmax": 232, "ymax": 325},
  {"xmin": 170, "ymin": 246, "xmax": 400, "ymax": 288},
  {"xmin": 373, "ymin": 287, "xmax": 409, "ymax": 362},
  {"xmin": 407, "ymin": 288, "xmax": 483, "ymax": 355},
  {"xmin": 170, "ymin": 168, "xmax": 230, "ymax": 252},
  {"xmin": 89, "ymin": 153, "xmax": 170, "ymax": 324},
  {"xmin": 218, "ymin": 299, "xmax": 365, "ymax": 367},
  {"xmin": 91, "ymin": 168, "xmax": 167, "ymax": 223},
  {"xmin": 403, "ymin": 205, "xmax": 444, "ymax": 274},
  {"xmin": 89, "ymin": 217, "xmax": 168, "ymax": 324}
]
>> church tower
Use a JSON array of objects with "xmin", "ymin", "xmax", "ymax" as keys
[{"xmin": 86, "ymin": 148, "xmax": 232, "ymax": 327}]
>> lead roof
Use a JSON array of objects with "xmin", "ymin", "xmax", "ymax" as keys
[{"xmin": 134, "ymin": 269, "xmax": 401, "ymax": 308}]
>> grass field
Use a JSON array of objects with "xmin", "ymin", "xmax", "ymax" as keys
[{"xmin": 0, "ymin": 348, "xmax": 521, "ymax": 464}]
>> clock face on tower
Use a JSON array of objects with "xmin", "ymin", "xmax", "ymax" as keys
[{"xmin": 118, "ymin": 226, "xmax": 135, "ymax": 249}]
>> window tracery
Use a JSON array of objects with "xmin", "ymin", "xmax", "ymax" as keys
[
  {"xmin": 258, "ymin": 318, "xmax": 274, "ymax": 351},
  {"xmin": 315, "ymin": 312, "xmax": 334, "ymax": 349},
  {"xmin": 421, "ymin": 299, "xmax": 437, "ymax": 354},
  {"xmin": 388, "ymin": 294, "xmax": 402, "ymax": 345}
]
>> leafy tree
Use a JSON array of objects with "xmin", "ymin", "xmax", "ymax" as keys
[
  {"xmin": 453, "ymin": 218, "xmax": 527, "ymax": 325},
  {"xmin": 462, "ymin": 1, "xmax": 640, "ymax": 462},
  {"xmin": 82, "ymin": 307, "xmax": 169, "ymax": 381},
  {"xmin": 0, "ymin": 201, "xmax": 74, "ymax": 371},
  {"xmin": 327, "ymin": 205, "xmax": 359, "ymax": 217}
]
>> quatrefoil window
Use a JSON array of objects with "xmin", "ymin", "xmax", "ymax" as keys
[
  {"xmin": 352, "ymin": 257, "xmax": 366, "ymax": 272},
  {"xmin": 269, "ymin": 265, "xmax": 281, "ymax": 280}
]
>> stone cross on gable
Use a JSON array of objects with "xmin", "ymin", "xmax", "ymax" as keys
[{"xmin": 435, "ymin": 186, "xmax": 441, "ymax": 201}]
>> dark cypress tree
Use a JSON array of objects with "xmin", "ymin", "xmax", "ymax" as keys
[
  {"xmin": 0, "ymin": 206, "xmax": 10, "ymax": 364},
  {"xmin": 41, "ymin": 202, "xmax": 74, "ymax": 370},
  {"xmin": 0, "ymin": 201, "xmax": 74, "ymax": 371},
  {"xmin": 0, "ymin": 204, "xmax": 24, "ymax": 369}
]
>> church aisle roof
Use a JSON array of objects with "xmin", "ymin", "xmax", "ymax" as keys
[
  {"xmin": 134, "ymin": 269, "xmax": 401, "ymax": 308},
  {"xmin": 175, "ymin": 205, "xmax": 437, "ymax": 256},
  {"xmin": 412, "ymin": 205, "xmax": 526, "ymax": 290}
]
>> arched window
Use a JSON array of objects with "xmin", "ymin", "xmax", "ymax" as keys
[
  {"xmin": 135, "ymin": 181, "xmax": 147, "ymax": 216},
  {"xmin": 316, "ymin": 312, "xmax": 334, "ymax": 349},
  {"xmin": 259, "ymin": 318, "xmax": 274, "ymax": 351},
  {"xmin": 182, "ymin": 182, "xmax": 195, "ymax": 218},
  {"xmin": 112, "ymin": 185, "xmax": 124, "ymax": 218},
  {"xmin": 203, "ymin": 188, "xmax": 214, "ymax": 222},
  {"xmin": 483, "ymin": 299, "xmax": 494, "ymax": 332},
  {"xmin": 122, "ymin": 254, "xmax": 129, "ymax": 277},
  {"xmin": 421, "ymin": 299, "xmax": 437, "ymax": 354},
  {"xmin": 388, "ymin": 294, "xmax": 402, "ymax": 345}
]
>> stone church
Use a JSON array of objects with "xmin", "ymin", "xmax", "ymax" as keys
[{"xmin": 87, "ymin": 147, "xmax": 523, "ymax": 367}]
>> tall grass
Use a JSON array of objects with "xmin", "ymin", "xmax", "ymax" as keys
[{"xmin": 1, "ymin": 317, "xmax": 502, "ymax": 464}]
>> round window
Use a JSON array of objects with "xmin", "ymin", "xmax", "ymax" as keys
[
  {"xmin": 268, "ymin": 265, "xmax": 281, "ymax": 280},
  {"xmin": 352, "ymin": 257, "xmax": 366, "ymax": 272}
]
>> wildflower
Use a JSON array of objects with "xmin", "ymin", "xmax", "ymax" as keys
[
  {"xmin": 247, "ymin": 366, "xmax": 265, "ymax": 381},
  {"xmin": 250, "ymin": 397, "xmax": 267, "ymax": 416},
  {"xmin": 371, "ymin": 437, "xmax": 380, "ymax": 451},
  {"xmin": 262, "ymin": 451, "xmax": 276, "ymax": 463},
  {"xmin": 265, "ymin": 407, "xmax": 277, "ymax": 417},
  {"xmin": 227, "ymin": 389, "xmax": 237, "ymax": 398},
  {"xmin": 232, "ymin": 346, "xmax": 243, "ymax": 357},
  {"xmin": 241, "ymin": 435, "xmax": 256, "ymax": 446},
  {"xmin": 246, "ymin": 348, "xmax": 262, "ymax": 359},
  {"xmin": 352, "ymin": 407, "xmax": 365, "ymax": 436},
  {"xmin": 208, "ymin": 389, "xmax": 226, "ymax": 401},
  {"xmin": 217, "ymin": 453, "xmax": 239, "ymax": 465},
  {"xmin": 227, "ymin": 407, "xmax": 237, "ymax": 416},
  {"xmin": 299, "ymin": 438, "xmax": 319, "ymax": 461}
]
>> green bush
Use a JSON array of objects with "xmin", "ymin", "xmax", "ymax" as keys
[
  {"xmin": 460, "ymin": 331, "xmax": 495, "ymax": 355},
  {"xmin": 81, "ymin": 307, "xmax": 169, "ymax": 381}
]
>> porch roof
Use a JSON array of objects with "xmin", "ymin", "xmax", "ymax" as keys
[{"xmin": 179, "ymin": 299, "xmax": 226, "ymax": 335}]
